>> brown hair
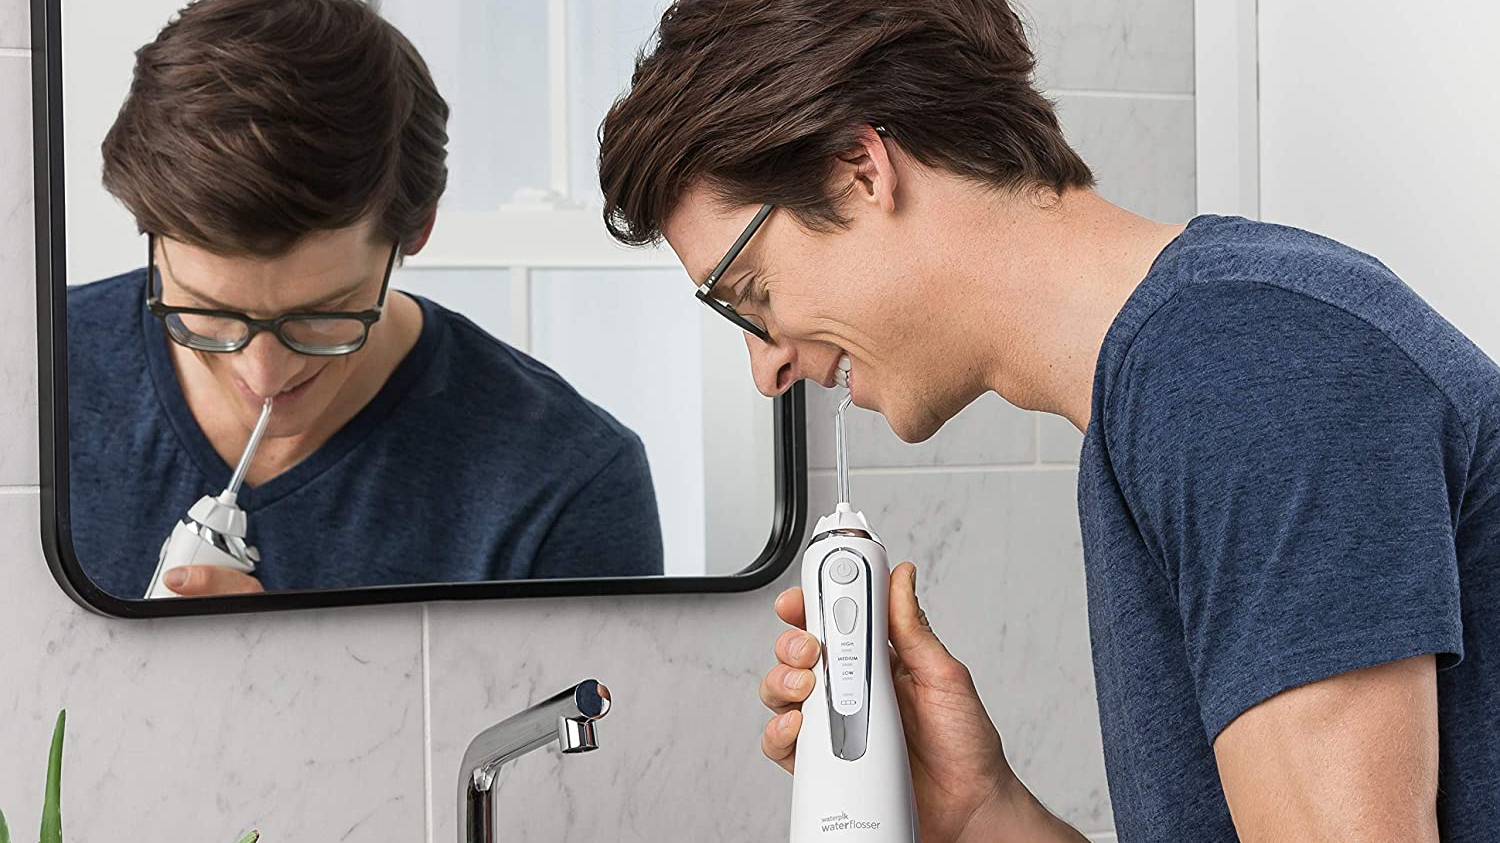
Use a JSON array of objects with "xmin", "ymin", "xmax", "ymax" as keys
[
  {"xmin": 101, "ymin": 0, "xmax": 449, "ymax": 257},
  {"xmin": 598, "ymin": 0, "xmax": 1094, "ymax": 246}
]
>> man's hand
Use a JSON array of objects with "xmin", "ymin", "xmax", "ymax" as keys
[
  {"xmin": 164, "ymin": 565, "xmax": 265, "ymax": 596},
  {"xmin": 1215, "ymin": 655, "xmax": 1441, "ymax": 843},
  {"xmin": 758, "ymin": 562, "xmax": 1088, "ymax": 843}
]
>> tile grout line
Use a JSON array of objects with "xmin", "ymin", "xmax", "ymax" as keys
[
  {"xmin": 0, "ymin": 48, "xmax": 30, "ymax": 59},
  {"xmin": 1049, "ymin": 87, "xmax": 1194, "ymax": 101},
  {"xmin": 422, "ymin": 604, "xmax": 434, "ymax": 843},
  {"xmin": 0, "ymin": 485, "xmax": 41, "ymax": 495},
  {"xmin": 810, "ymin": 463, "xmax": 1077, "ymax": 477}
]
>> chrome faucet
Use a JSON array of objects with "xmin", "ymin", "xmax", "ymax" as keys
[{"xmin": 458, "ymin": 678, "xmax": 612, "ymax": 843}]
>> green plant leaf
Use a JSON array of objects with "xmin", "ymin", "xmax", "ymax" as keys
[
  {"xmin": 233, "ymin": 831, "xmax": 260, "ymax": 843},
  {"xmin": 40, "ymin": 710, "xmax": 64, "ymax": 843},
  {"xmin": 0, "ymin": 805, "xmax": 10, "ymax": 843}
]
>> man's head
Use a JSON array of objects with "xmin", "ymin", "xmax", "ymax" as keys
[
  {"xmin": 102, "ymin": 0, "xmax": 448, "ymax": 434},
  {"xmin": 598, "ymin": 0, "xmax": 1092, "ymax": 442}
]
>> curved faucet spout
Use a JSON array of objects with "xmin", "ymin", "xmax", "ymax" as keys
[{"xmin": 460, "ymin": 679, "xmax": 611, "ymax": 843}]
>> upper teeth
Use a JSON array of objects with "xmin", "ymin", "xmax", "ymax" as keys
[{"xmin": 835, "ymin": 354, "xmax": 852, "ymax": 388}]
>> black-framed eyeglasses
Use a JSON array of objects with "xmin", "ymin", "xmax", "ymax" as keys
[
  {"xmin": 694, "ymin": 126, "xmax": 892, "ymax": 344},
  {"xmin": 144, "ymin": 233, "xmax": 400, "ymax": 357},
  {"xmin": 696, "ymin": 202, "xmax": 775, "ymax": 343}
]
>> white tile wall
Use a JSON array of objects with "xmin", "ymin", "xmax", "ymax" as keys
[
  {"xmin": 0, "ymin": 0, "xmax": 25, "ymax": 51},
  {"xmin": 1056, "ymin": 92, "xmax": 1198, "ymax": 224},
  {"xmin": 806, "ymin": 389, "xmax": 1036, "ymax": 470},
  {"xmin": 0, "ymin": 493, "xmax": 429, "ymax": 843},
  {"xmin": 423, "ymin": 586, "xmax": 800, "ymax": 843},
  {"xmin": 1040, "ymin": 413, "xmax": 1086, "ymax": 464},
  {"xmin": 0, "ymin": 53, "xmax": 36, "ymax": 486},
  {"xmin": 0, "ymin": 0, "xmax": 1194, "ymax": 839},
  {"xmin": 1021, "ymin": 0, "xmax": 1195, "ymax": 94}
]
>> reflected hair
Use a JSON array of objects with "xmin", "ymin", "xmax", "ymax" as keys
[
  {"xmin": 598, "ymin": 0, "xmax": 1095, "ymax": 246},
  {"xmin": 101, "ymin": 0, "xmax": 450, "ymax": 257}
]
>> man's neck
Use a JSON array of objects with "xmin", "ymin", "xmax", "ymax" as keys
[{"xmin": 944, "ymin": 188, "xmax": 1186, "ymax": 430}]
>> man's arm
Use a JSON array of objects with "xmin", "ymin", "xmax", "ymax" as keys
[
  {"xmin": 526, "ymin": 436, "xmax": 665, "ymax": 578},
  {"xmin": 1107, "ymin": 285, "xmax": 1464, "ymax": 843},
  {"xmin": 1215, "ymin": 655, "xmax": 1441, "ymax": 843}
]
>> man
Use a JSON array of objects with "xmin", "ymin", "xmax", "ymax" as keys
[
  {"xmin": 69, "ymin": 0, "xmax": 663, "ymax": 598},
  {"xmin": 597, "ymin": 0, "xmax": 1499, "ymax": 840}
]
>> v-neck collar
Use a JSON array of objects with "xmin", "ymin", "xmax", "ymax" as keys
[{"xmin": 138, "ymin": 270, "xmax": 444, "ymax": 511}]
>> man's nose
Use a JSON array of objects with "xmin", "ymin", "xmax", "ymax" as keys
[
  {"xmin": 233, "ymin": 331, "xmax": 302, "ymax": 398},
  {"xmin": 746, "ymin": 334, "xmax": 799, "ymax": 397}
]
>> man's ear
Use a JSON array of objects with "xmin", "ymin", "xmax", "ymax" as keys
[
  {"xmin": 835, "ymin": 125, "xmax": 899, "ymax": 214},
  {"xmin": 403, "ymin": 206, "xmax": 439, "ymax": 256}
]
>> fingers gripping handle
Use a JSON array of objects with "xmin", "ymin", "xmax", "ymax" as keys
[{"xmin": 790, "ymin": 510, "xmax": 919, "ymax": 842}]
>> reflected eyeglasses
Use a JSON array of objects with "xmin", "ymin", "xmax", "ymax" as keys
[{"xmin": 144, "ymin": 233, "xmax": 400, "ymax": 357}]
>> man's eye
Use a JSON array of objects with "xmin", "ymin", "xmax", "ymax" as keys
[{"xmin": 745, "ymin": 276, "xmax": 770, "ymax": 306}]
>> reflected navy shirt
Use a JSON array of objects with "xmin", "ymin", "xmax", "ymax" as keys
[
  {"xmin": 1081, "ymin": 216, "xmax": 1499, "ymax": 840},
  {"xmin": 68, "ymin": 269, "xmax": 664, "ymax": 597}
]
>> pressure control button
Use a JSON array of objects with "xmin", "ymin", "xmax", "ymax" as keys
[
  {"xmin": 833, "ymin": 597, "xmax": 858, "ymax": 634},
  {"xmin": 829, "ymin": 557, "xmax": 859, "ymax": 584}
]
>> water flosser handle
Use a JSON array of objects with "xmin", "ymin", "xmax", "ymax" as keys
[
  {"xmin": 144, "ymin": 518, "xmax": 257, "ymax": 599},
  {"xmin": 144, "ymin": 399, "xmax": 272, "ymax": 599},
  {"xmin": 789, "ymin": 524, "xmax": 919, "ymax": 842}
]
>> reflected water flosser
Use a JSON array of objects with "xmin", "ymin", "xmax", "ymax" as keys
[
  {"xmin": 789, "ymin": 387, "xmax": 919, "ymax": 842},
  {"xmin": 144, "ymin": 398, "xmax": 273, "ymax": 598}
]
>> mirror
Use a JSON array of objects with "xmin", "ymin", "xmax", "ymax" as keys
[{"xmin": 33, "ymin": 0, "xmax": 807, "ymax": 615}]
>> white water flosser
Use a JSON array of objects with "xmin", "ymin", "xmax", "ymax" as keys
[
  {"xmin": 789, "ymin": 389, "xmax": 920, "ymax": 842},
  {"xmin": 144, "ymin": 398, "xmax": 273, "ymax": 598}
]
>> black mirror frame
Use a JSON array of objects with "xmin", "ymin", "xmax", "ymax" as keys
[{"xmin": 29, "ymin": 0, "xmax": 808, "ymax": 618}]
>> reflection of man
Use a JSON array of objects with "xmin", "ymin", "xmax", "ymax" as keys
[
  {"xmin": 599, "ymin": 0, "xmax": 1499, "ymax": 840},
  {"xmin": 69, "ymin": 0, "xmax": 663, "ymax": 598}
]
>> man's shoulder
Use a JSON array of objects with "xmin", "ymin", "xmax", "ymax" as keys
[
  {"xmin": 65, "ymin": 270, "xmax": 160, "ymax": 439},
  {"xmin": 1130, "ymin": 217, "xmax": 1498, "ymax": 427},
  {"xmin": 1124, "ymin": 278, "xmax": 1417, "ymax": 393},
  {"xmin": 67, "ymin": 269, "xmax": 150, "ymax": 372},
  {"xmin": 1158, "ymin": 216, "xmax": 1402, "ymax": 315},
  {"xmin": 69, "ymin": 269, "xmax": 147, "ymax": 322},
  {"xmin": 1176, "ymin": 214, "xmax": 1383, "ymax": 271},
  {"xmin": 413, "ymin": 297, "xmax": 645, "ymax": 458}
]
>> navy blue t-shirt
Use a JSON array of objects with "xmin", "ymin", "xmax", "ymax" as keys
[
  {"xmin": 68, "ymin": 270, "xmax": 664, "ymax": 597},
  {"xmin": 1080, "ymin": 215, "xmax": 1499, "ymax": 840}
]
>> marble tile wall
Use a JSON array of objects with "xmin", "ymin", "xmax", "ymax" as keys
[
  {"xmin": 1023, "ymin": 0, "xmax": 1195, "ymax": 94},
  {"xmin": 0, "ymin": 0, "xmax": 24, "ymax": 50},
  {"xmin": 0, "ymin": 0, "xmax": 1192, "ymax": 840}
]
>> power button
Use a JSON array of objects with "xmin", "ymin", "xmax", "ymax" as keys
[{"xmin": 829, "ymin": 557, "xmax": 859, "ymax": 584}]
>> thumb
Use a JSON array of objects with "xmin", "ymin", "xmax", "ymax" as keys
[
  {"xmin": 887, "ymin": 561, "xmax": 956, "ymax": 674},
  {"xmin": 165, "ymin": 565, "xmax": 263, "ymax": 596}
]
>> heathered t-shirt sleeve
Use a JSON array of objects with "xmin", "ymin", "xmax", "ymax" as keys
[
  {"xmin": 527, "ymin": 432, "xmax": 665, "ymax": 578},
  {"xmin": 1107, "ymin": 281, "xmax": 1466, "ymax": 740}
]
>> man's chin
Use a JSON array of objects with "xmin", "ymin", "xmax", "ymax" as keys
[
  {"xmin": 851, "ymin": 388, "xmax": 938, "ymax": 444},
  {"xmin": 882, "ymin": 408, "xmax": 944, "ymax": 445}
]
